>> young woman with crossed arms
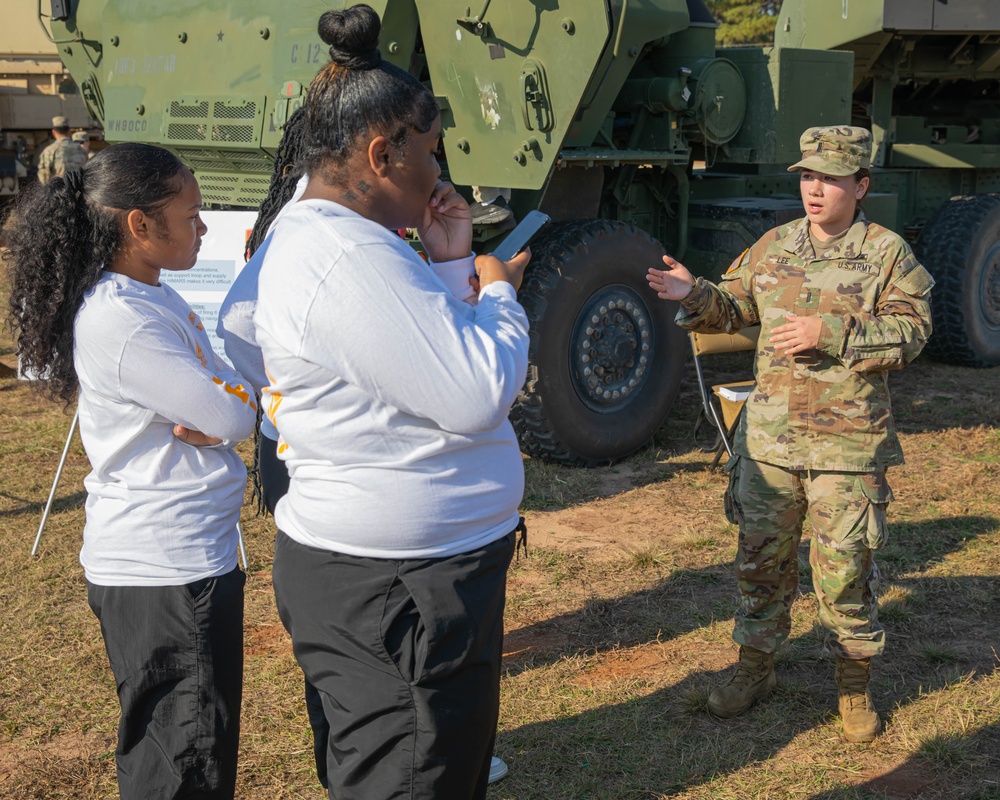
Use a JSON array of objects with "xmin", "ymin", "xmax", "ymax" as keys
[{"xmin": 6, "ymin": 143, "xmax": 256, "ymax": 798}]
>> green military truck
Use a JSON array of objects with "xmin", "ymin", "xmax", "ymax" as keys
[{"xmin": 48, "ymin": 0, "xmax": 1000, "ymax": 464}]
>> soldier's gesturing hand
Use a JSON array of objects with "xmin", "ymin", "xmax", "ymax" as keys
[
  {"xmin": 647, "ymin": 255, "xmax": 696, "ymax": 301},
  {"xmin": 770, "ymin": 313, "xmax": 823, "ymax": 354}
]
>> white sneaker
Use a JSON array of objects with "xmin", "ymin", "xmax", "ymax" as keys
[{"xmin": 488, "ymin": 756, "xmax": 509, "ymax": 784}]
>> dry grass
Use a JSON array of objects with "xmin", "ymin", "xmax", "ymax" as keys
[{"xmin": 1, "ymin": 297, "xmax": 999, "ymax": 798}]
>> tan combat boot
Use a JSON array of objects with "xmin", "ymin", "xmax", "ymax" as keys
[
  {"xmin": 835, "ymin": 657, "xmax": 882, "ymax": 742},
  {"xmin": 707, "ymin": 646, "xmax": 776, "ymax": 718}
]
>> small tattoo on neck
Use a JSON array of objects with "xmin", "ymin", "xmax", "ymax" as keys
[
  {"xmin": 341, "ymin": 190, "xmax": 358, "ymax": 202},
  {"xmin": 355, "ymin": 180, "xmax": 371, "ymax": 195}
]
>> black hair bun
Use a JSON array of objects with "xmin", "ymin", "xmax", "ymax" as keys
[{"xmin": 318, "ymin": 4, "xmax": 382, "ymax": 70}]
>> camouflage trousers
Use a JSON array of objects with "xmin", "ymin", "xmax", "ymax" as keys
[{"xmin": 724, "ymin": 456, "xmax": 893, "ymax": 659}]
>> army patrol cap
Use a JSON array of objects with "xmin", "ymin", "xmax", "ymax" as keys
[
  {"xmin": 52, "ymin": 115, "xmax": 69, "ymax": 129},
  {"xmin": 71, "ymin": 130, "xmax": 89, "ymax": 142},
  {"xmin": 788, "ymin": 126, "xmax": 872, "ymax": 176}
]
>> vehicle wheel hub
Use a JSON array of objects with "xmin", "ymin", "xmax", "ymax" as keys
[
  {"xmin": 571, "ymin": 286, "xmax": 652, "ymax": 412},
  {"xmin": 981, "ymin": 242, "xmax": 1000, "ymax": 328}
]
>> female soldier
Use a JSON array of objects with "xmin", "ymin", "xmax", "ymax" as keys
[
  {"xmin": 253, "ymin": 5, "xmax": 530, "ymax": 798},
  {"xmin": 5, "ymin": 143, "xmax": 257, "ymax": 798},
  {"xmin": 648, "ymin": 127, "xmax": 934, "ymax": 742}
]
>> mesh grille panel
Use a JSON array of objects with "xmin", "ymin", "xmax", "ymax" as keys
[
  {"xmin": 212, "ymin": 124, "xmax": 254, "ymax": 143},
  {"xmin": 167, "ymin": 124, "xmax": 206, "ymax": 141},
  {"xmin": 213, "ymin": 101, "xmax": 256, "ymax": 119},
  {"xmin": 175, "ymin": 148, "xmax": 271, "ymax": 172},
  {"xmin": 201, "ymin": 175, "xmax": 239, "ymax": 186},
  {"xmin": 236, "ymin": 186, "xmax": 269, "ymax": 205},
  {"xmin": 196, "ymin": 172, "xmax": 269, "ymax": 208},
  {"xmin": 170, "ymin": 101, "xmax": 209, "ymax": 118},
  {"xmin": 164, "ymin": 98, "xmax": 261, "ymax": 147}
]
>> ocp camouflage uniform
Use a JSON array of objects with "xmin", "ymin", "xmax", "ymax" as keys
[
  {"xmin": 36, "ymin": 138, "xmax": 88, "ymax": 184},
  {"xmin": 676, "ymin": 211, "xmax": 934, "ymax": 658}
]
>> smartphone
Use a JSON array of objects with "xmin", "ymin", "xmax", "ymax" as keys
[{"xmin": 490, "ymin": 210, "xmax": 550, "ymax": 262}]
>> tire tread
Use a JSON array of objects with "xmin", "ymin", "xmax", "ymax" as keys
[
  {"xmin": 916, "ymin": 193, "xmax": 1000, "ymax": 368},
  {"xmin": 510, "ymin": 219, "xmax": 679, "ymax": 466}
]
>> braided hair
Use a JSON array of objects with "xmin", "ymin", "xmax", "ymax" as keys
[
  {"xmin": 3, "ymin": 143, "xmax": 186, "ymax": 407},
  {"xmin": 247, "ymin": 106, "xmax": 307, "ymax": 257}
]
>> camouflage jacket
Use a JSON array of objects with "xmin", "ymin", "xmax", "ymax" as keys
[
  {"xmin": 676, "ymin": 212, "xmax": 934, "ymax": 471},
  {"xmin": 36, "ymin": 138, "xmax": 88, "ymax": 184}
]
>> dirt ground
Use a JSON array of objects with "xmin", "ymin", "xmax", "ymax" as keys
[{"xmin": 1, "ymin": 349, "xmax": 998, "ymax": 799}]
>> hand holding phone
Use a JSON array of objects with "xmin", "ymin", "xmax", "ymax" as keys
[
  {"xmin": 475, "ymin": 210, "xmax": 548, "ymax": 292},
  {"xmin": 490, "ymin": 210, "xmax": 550, "ymax": 262}
]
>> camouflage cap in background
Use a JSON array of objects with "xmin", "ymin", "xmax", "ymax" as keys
[
  {"xmin": 71, "ymin": 130, "xmax": 89, "ymax": 142},
  {"xmin": 52, "ymin": 115, "xmax": 69, "ymax": 129},
  {"xmin": 787, "ymin": 126, "xmax": 872, "ymax": 176}
]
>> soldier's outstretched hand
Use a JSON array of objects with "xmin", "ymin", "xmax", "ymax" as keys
[{"xmin": 647, "ymin": 255, "xmax": 696, "ymax": 301}]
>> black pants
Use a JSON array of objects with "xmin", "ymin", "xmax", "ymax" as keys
[
  {"xmin": 87, "ymin": 569, "xmax": 245, "ymax": 800},
  {"xmin": 257, "ymin": 432, "xmax": 290, "ymax": 522},
  {"xmin": 273, "ymin": 530, "xmax": 514, "ymax": 800},
  {"xmin": 258, "ymin": 433, "xmax": 330, "ymax": 788}
]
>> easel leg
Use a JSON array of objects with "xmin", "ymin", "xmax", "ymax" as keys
[
  {"xmin": 237, "ymin": 523, "xmax": 248, "ymax": 571},
  {"xmin": 32, "ymin": 408, "xmax": 79, "ymax": 557}
]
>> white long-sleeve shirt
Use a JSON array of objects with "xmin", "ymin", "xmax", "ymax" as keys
[
  {"xmin": 218, "ymin": 176, "xmax": 481, "ymax": 438},
  {"xmin": 217, "ymin": 176, "xmax": 309, "ymax": 440},
  {"xmin": 74, "ymin": 272, "xmax": 257, "ymax": 586},
  {"xmin": 254, "ymin": 199, "xmax": 529, "ymax": 558},
  {"xmin": 216, "ymin": 232, "xmax": 280, "ymax": 440}
]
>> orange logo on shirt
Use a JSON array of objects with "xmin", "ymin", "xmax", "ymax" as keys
[
  {"xmin": 263, "ymin": 386, "xmax": 282, "ymax": 428},
  {"xmin": 212, "ymin": 377, "xmax": 257, "ymax": 410},
  {"xmin": 262, "ymin": 366, "xmax": 282, "ymax": 429}
]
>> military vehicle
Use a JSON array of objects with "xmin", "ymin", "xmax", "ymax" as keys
[
  {"xmin": 0, "ymin": 3, "xmax": 97, "ymax": 196},
  {"xmin": 48, "ymin": 0, "xmax": 1000, "ymax": 464}
]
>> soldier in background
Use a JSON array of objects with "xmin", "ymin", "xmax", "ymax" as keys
[
  {"xmin": 36, "ymin": 115, "xmax": 88, "ymax": 183},
  {"xmin": 71, "ymin": 130, "xmax": 95, "ymax": 159},
  {"xmin": 647, "ymin": 127, "xmax": 934, "ymax": 742}
]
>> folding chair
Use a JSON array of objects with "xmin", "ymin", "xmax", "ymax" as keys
[{"xmin": 689, "ymin": 326, "xmax": 760, "ymax": 471}]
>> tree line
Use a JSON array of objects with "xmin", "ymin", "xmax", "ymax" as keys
[{"xmin": 705, "ymin": 0, "xmax": 783, "ymax": 45}]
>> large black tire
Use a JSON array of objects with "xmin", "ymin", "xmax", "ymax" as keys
[
  {"xmin": 916, "ymin": 194, "xmax": 1000, "ymax": 367},
  {"xmin": 511, "ymin": 219, "xmax": 687, "ymax": 465}
]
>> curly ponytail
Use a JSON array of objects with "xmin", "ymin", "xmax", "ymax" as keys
[{"xmin": 3, "ymin": 142, "xmax": 185, "ymax": 406}]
